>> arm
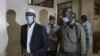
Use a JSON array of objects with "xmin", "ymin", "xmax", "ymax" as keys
[
  {"xmin": 80, "ymin": 25, "xmax": 86, "ymax": 55},
  {"xmin": 55, "ymin": 28, "xmax": 61, "ymax": 42},
  {"xmin": 20, "ymin": 26, "xmax": 26, "ymax": 53},
  {"xmin": 87, "ymin": 23, "xmax": 93, "ymax": 43},
  {"xmin": 47, "ymin": 25, "xmax": 60, "ymax": 42},
  {"xmin": 48, "ymin": 36, "xmax": 57, "ymax": 41},
  {"xmin": 48, "ymin": 29, "xmax": 57, "ymax": 41}
]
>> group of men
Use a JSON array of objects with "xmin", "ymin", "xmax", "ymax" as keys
[{"xmin": 20, "ymin": 8, "xmax": 93, "ymax": 56}]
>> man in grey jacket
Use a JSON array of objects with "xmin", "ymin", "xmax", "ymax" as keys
[{"xmin": 56, "ymin": 8, "xmax": 86, "ymax": 56}]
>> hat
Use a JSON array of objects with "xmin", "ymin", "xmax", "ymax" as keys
[
  {"xmin": 49, "ymin": 15, "xmax": 55, "ymax": 20},
  {"xmin": 26, "ymin": 8, "xmax": 35, "ymax": 13}
]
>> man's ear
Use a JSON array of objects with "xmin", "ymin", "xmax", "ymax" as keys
[{"xmin": 33, "ymin": 14, "xmax": 36, "ymax": 18}]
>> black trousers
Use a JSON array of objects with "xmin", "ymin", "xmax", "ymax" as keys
[{"xmin": 47, "ymin": 50, "xmax": 57, "ymax": 56}]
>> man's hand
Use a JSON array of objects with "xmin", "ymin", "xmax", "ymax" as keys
[
  {"xmin": 26, "ymin": 53, "xmax": 33, "ymax": 56},
  {"xmin": 22, "ymin": 53, "xmax": 26, "ymax": 56},
  {"xmin": 48, "ymin": 36, "xmax": 57, "ymax": 41},
  {"xmin": 22, "ymin": 50, "xmax": 33, "ymax": 56},
  {"xmin": 22, "ymin": 49, "xmax": 27, "ymax": 56}
]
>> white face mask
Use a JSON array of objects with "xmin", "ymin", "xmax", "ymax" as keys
[
  {"xmin": 26, "ymin": 16, "xmax": 34, "ymax": 24},
  {"xmin": 62, "ymin": 17, "xmax": 69, "ymax": 23},
  {"xmin": 50, "ymin": 20, "xmax": 55, "ymax": 25}
]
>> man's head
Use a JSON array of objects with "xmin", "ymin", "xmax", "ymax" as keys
[
  {"xmin": 62, "ymin": 7, "xmax": 72, "ymax": 18},
  {"xmin": 81, "ymin": 15, "xmax": 87, "ymax": 23},
  {"xmin": 26, "ymin": 8, "xmax": 36, "ymax": 25},
  {"xmin": 49, "ymin": 15, "xmax": 56, "ymax": 25},
  {"xmin": 62, "ymin": 8, "xmax": 75, "ymax": 25}
]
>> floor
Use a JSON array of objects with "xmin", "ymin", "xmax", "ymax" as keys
[
  {"xmin": 90, "ymin": 50, "xmax": 100, "ymax": 56},
  {"xmin": 91, "ymin": 54, "xmax": 100, "ymax": 56}
]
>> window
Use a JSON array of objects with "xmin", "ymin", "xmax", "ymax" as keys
[
  {"xmin": 94, "ymin": 3, "xmax": 100, "ymax": 15},
  {"xmin": 28, "ymin": 0, "xmax": 54, "ymax": 8}
]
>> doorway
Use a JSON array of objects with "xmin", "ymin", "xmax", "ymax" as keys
[{"xmin": 39, "ymin": 9, "xmax": 48, "ymax": 26}]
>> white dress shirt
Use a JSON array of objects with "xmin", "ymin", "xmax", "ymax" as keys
[
  {"xmin": 83, "ymin": 21, "xmax": 93, "ymax": 45},
  {"xmin": 46, "ymin": 23, "xmax": 60, "ymax": 34},
  {"xmin": 27, "ymin": 23, "xmax": 35, "ymax": 53}
]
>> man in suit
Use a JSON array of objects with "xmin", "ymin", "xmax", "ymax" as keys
[{"xmin": 20, "ymin": 8, "xmax": 48, "ymax": 56}]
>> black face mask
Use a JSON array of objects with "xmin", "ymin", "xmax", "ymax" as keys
[
  {"xmin": 83, "ymin": 20, "xmax": 87, "ymax": 23},
  {"xmin": 65, "ymin": 21, "xmax": 70, "ymax": 25},
  {"xmin": 81, "ymin": 18, "xmax": 87, "ymax": 23},
  {"xmin": 50, "ymin": 24, "xmax": 54, "ymax": 29}
]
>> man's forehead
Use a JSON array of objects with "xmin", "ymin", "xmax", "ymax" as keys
[
  {"xmin": 26, "ymin": 12, "xmax": 34, "ymax": 14},
  {"xmin": 50, "ymin": 19, "xmax": 55, "ymax": 20},
  {"xmin": 67, "ymin": 8, "xmax": 72, "ymax": 11},
  {"xmin": 26, "ymin": 12, "xmax": 32, "ymax": 14}
]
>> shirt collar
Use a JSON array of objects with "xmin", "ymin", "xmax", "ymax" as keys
[
  {"xmin": 28, "ymin": 22, "xmax": 35, "ymax": 28},
  {"xmin": 83, "ymin": 21, "xmax": 88, "ymax": 25},
  {"xmin": 48, "ymin": 23, "xmax": 56, "ymax": 27}
]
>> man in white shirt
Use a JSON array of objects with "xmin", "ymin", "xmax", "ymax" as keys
[
  {"xmin": 81, "ymin": 15, "xmax": 93, "ymax": 56},
  {"xmin": 20, "ymin": 8, "xmax": 48, "ymax": 56},
  {"xmin": 46, "ymin": 15, "xmax": 60, "ymax": 56}
]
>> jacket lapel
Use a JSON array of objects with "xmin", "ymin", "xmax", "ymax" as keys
[
  {"xmin": 30, "ymin": 23, "xmax": 37, "ymax": 43},
  {"xmin": 24, "ymin": 24, "xmax": 28, "ymax": 46}
]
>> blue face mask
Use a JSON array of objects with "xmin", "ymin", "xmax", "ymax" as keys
[
  {"xmin": 26, "ymin": 16, "xmax": 34, "ymax": 24},
  {"xmin": 62, "ymin": 17, "xmax": 69, "ymax": 23}
]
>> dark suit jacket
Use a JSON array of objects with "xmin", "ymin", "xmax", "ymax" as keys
[{"xmin": 20, "ymin": 23, "xmax": 48, "ymax": 56}]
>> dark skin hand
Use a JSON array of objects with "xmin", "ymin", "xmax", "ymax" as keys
[
  {"xmin": 22, "ymin": 49, "xmax": 27, "ymax": 56},
  {"xmin": 48, "ymin": 35, "xmax": 57, "ymax": 41},
  {"xmin": 22, "ymin": 49, "xmax": 33, "ymax": 56},
  {"xmin": 25, "ymin": 53, "xmax": 33, "ymax": 56}
]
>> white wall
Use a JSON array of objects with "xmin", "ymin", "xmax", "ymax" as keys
[
  {"xmin": 6, "ymin": 0, "xmax": 73, "ymax": 25},
  {"xmin": 0, "ymin": 0, "xmax": 8, "ymax": 56},
  {"xmin": 6, "ymin": 0, "xmax": 57, "ymax": 25}
]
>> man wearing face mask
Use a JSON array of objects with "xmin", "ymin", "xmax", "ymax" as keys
[
  {"xmin": 56, "ymin": 8, "xmax": 86, "ymax": 56},
  {"xmin": 20, "ymin": 8, "xmax": 48, "ymax": 56},
  {"xmin": 46, "ymin": 15, "xmax": 60, "ymax": 56}
]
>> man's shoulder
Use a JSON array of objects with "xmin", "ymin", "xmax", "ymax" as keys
[
  {"xmin": 21, "ymin": 23, "xmax": 45, "ymax": 29},
  {"xmin": 21, "ymin": 24, "xmax": 27, "ymax": 28},
  {"xmin": 35, "ymin": 23, "xmax": 45, "ymax": 29},
  {"xmin": 75, "ymin": 22, "xmax": 84, "ymax": 30},
  {"xmin": 54, "ymin": 24, "xmax": 60, "ymax": 27},
  {"xmin": 75, "ymin": 22, "xmax": 82, "ymax": 27}
]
